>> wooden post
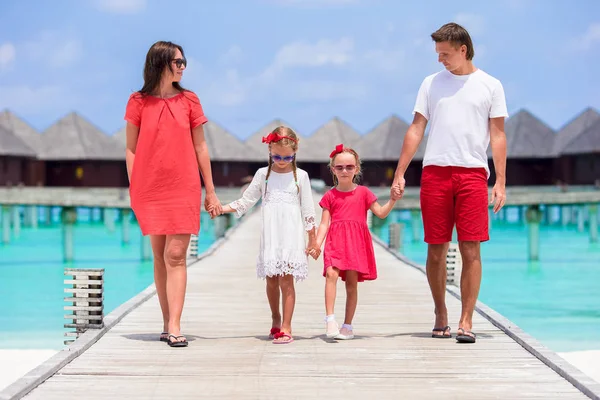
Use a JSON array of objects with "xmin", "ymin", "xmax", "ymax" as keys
[
  {"xmin": 140, "ymin": 233, "xmax": 152, "ymax": 261},
  {"xmin": 446, "ymin": 243, "xmax": 462, "ymax": 286},
  {"xmin": 29, "ymin": 205, "xmax": 38, "ymax": 229},
  {"xmin": 525, "ymin": 205, "xmax": 542, "ymax": 261},
  {"xmin": 61, "ymin": 207, "xmax": 77, "ymax": 262},
  {"xmin": 410, "ymin": 210, "xmax": 420, "ymax": 242},
  {"xmin": 186, "ymin": 234, "xmax": 199, "ymax": 259},
  {"xmin": 577, "ymin": 206, "xmax": 585, "ymax": 233},
  {"xmin": 64, "ymin": 268, "xmax": 104, "ymax": 345},
  {"xmin": 121, "ymin": 209, "xmax": 131, "ymax": 244},
  {"xmin": 388, "ymin": 222, "xmax": 402, "ymax": 251},
  {"xmin": 214, "ymin": 215, "xmax": 227, "ymax": 238},
  {"xmin": 2, "ymin": 206, "xmax": 10, "ymax": 244},
  {"xmin": 561, "ymin": 205, "xmax": 570, "ymax": 227},
  {"xmin": 104, "ymin": 208, "xmax": 115, "ymax": 232},
  {"xmin": 589, "ymin": 204, "xmax": 598, "ymax": 243},
  {"xmin": 12, "ymin": 206, "xmax": 21, "ymax": 239},
  {"xmin": 44, "ymin": 206, "xmax": 52, "ymax": 225}
]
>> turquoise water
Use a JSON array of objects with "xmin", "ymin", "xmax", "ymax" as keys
[
  {"xmin": 1, "ymin": 204, "xmax": 598, "ymax": 354},
  {"xmin": 373, "ymin": 205, "xmax": 600, "ymax": 353},
  {"xmin": 0, "ymin": 207, "xmax": 218, "ymax": 350}
]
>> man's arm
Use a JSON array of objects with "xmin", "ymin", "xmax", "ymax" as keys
[
  {"xmin": 392, "ymin": 112, "xmax": 428, "ymax": 191},
  {"xmin": 489, "ymin": 117, "xmax": 507, "ymax": 213}
]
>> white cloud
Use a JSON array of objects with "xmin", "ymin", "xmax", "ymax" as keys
[
  {"xmin": 258, "ymin": 37, "xmax": 354, "ymax": 84},
  {"xmin": 94, "ymin": 0, "xmax": 146, "ymax": 14},
  {"xmin": 364, "ymin": 49, "xmax": 406, "ymax": 72},
  {"xmin": 571, "ymin": 23, "xmax": 600, "ymax": 51},
  {"xmin": 0, "ymin": 85, "xmax": 78, "ymax": 114},
  {"xmin": 185, "ymin": 36, "xmax": 408, "ymax": 107},
  {"xmin": 24, "ymin": 32, "xmax": 82, "ymax": 68},
  {"xmin": 274, "ymin": 38, "xmax": 354, "ymax": 68},
  {"xmin": 289, "ymin": 80, "xmax": 369, "ymax": 102},
  {"xmin": 0, "ymin": 42, "xmax": 16, "ymax": 69},
  {"xmin": 454, "ymin": 13, "xmax": 486, "ymax": 36},
  {"xmin": 219, "ymin": 45, "xmax": 243, "ymax": 65}
]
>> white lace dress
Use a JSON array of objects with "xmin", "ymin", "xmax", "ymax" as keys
[{"xmin": 228, "ymin": 167, "xmax": 316, "ymax": 282}]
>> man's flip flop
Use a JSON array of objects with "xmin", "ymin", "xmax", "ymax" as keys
[
  {"xmin": 159, "ymin": 332, "xmax": 168, "ymax": 342},
  {"xmin": 431, "ymin": 326, "xmax": 451, "ymax": 338},
  {"xmin": 272, "ymin": 332, "xmax": 294, "ymax": 344},
  {"xmin": 268, "ymin": 327, "xmax": 281, "ymax": 340},
  {"xmin": 167, "ymin": 334, "xmax": 189, "ymax": 347},
  {"xmin": 456, "ymin": 328, "xmax": 476, "ymax": 343}
]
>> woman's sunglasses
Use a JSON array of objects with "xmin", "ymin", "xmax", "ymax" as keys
[
  {"xmin": 172, "ymin": 58, "xmax": 187, "ymax": 68},
  {"xmin": 271, "ymin": 154, "xmax": 295, "ymax": 163}
]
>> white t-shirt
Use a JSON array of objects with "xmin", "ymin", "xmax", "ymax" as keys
[{"xmin": 413, "ymin": 68, "xmax": 508, "ymax": 177}]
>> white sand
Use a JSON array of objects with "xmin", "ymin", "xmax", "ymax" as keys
[
  {"xmin": 0, "ymin": 349, "xmax": 58, "ymax": 392},
  {"xmin": 558, "ymin": 350, "xmax": 600, "ymax": 384}
]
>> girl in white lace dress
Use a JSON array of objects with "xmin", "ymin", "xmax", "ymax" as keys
[{"xmin": 219, "ymin": 126, "xmax": 316, "ymax": 344}]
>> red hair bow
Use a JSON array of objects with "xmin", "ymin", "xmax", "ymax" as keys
[
  {"xmin": 329, "ymin": 144, "xmax": 344, "ymax": 158},
  {"xmin": 262, "ymin": 132, "xmax": 297, "ymax": 144}
]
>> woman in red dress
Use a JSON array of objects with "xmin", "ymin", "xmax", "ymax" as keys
[{"xmin": 124, "ymin": 41, "xmax": 222, "ymax": 347}]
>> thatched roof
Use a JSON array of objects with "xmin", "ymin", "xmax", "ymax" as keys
[
  {"xmin": 204, "ymin": 119, "xmax": 262, "ymax": 161},
  {"xmin": 302, "ymin": 117, "xmax": 361, "ymax": 162},
  {"xmin": 553, "ymin": 108, "xmax": 600, "ymax": 155},
  {"xmin": 560, "ymin": 118, "xmax": 600, "ymax": 155},
  {"xmin": 0, "ymin": 110, "xmax": 43, "ymax": 154},
  {"xmin": 354, "ymin": 115, "xmax": 428, "ymax": 161},
  {"xmin": 40, "ymin": 112, "xmax": 125, "ymax": 160},
  {"xmin": 0, "ymin": 125, "xmax": 36, "ymax": 157},
  {"xmin": 488, "ymin": 109, "xmax": 556, "ymax": 159},
  {"xmin": 244, "ymin": 119, "xmax": 303, "ymax": 161},
  {"xmin": 113, "ymin": 126, "xmax": 126, "ymax": 146}
]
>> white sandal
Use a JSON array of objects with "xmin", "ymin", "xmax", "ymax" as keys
[
  {"xmin": 325, "ymin": 316, "xmax": 339, "ymax": 338},
  {"xmin": 334, "ymin": 324, "xmax": 354, "ymax": 340}
]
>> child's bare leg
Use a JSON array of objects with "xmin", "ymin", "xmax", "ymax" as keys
[
  {"xmin": 343, "ymin": 271, "xmax": 359, "ymax": 326},
  {"xmin": 325, "ymin": 267, "xmax": 339, "ymax": 315},
  {"xmin": 265, "ymin": 277, "xmax": 281, "ymax": 328},
  {"xmin": 325, "ymin": 267, "xmax": 340, "ymax": 337},
  {"xmin": 275, "ymin": 274, "xmax": 295, "ymax": 342}
]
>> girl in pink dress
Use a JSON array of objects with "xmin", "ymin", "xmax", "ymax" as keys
[
  {"xmin": 313, "ymin": 144, "xmax": 401, "ymax": 340},
  {"xmin": 124, "ymin": 41, "xmax": 222, "ymax": 348}
]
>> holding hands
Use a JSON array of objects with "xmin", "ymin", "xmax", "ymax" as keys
[
  {"xmin": 204, "ymin": 191, "xmax": 223, "ymax": 219},
  {"xmin": 390, "ymin": 184, "xmax": 403, "ymax": 201},
  {"xmin": 306, "ymin": 238, "xmax": 321, "ymax": 260}
]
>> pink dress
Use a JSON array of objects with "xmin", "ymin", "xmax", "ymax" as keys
[
  {"xmin": 319, "ymin": 186, "xmax": 378, "ymax": 282},
  {"xmin": 124, "ymin": 91, "xmax": 208, "ymax": 235}
]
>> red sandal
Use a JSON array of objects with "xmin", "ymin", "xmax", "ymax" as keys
[
  {"xmin": 272, "ymin": 331, "xmax": 294, "ymax": 344},
  {"xmin": 268, "ymin": 327, "xmax": 281, "ymax": 339}
]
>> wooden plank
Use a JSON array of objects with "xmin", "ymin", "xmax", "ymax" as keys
[
  {"xmin": 63, "ymin": 306, "xmax": 103, "ymax": 312},
  {"xmin": 63, "ymin": 280, "xmax": 104, "ymax": 286},
  {"xmin": 64, "ymin": 288, "xmax": 103, "ymax": 294},
  {"xmin": 63, "ymin": 297, "xmax": 104, "ymax": 303},
  {"xmin": 64, "ymin": 269, "xmax": 104, "ymax": 276}
]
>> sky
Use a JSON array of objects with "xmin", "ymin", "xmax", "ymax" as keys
[{"xmin": 0, "ymin": 0, "xmax": 599, "ymax": 139}]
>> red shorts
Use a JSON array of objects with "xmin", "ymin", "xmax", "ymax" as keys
[{"xmin": 420, "ymin": 166, "xmax": 489, "ymax": 244}]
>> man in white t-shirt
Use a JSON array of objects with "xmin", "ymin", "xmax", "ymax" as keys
[{"xmin": 393, "ymin": 22, "xmax": 508, "ymax": 344}]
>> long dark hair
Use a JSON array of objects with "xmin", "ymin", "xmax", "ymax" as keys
[{"xmin": 138, "ymin": 41, "xmax": 187, "ymax": 96}]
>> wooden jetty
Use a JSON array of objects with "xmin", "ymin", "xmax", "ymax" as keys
[{"xmin": 6, "ymin": 198, "xmax": 597, "ymax": 400}]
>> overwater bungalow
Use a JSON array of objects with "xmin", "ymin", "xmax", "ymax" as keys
[
  {"xmin": 488, "ymin": 109, "xmax": 556, "ymax": 186},
  {"xmin": 553, "ymin": 108, "xmax": 600, "ymax": 185},
  {"xmin": 354, "ymin": 115, "xmax": 428, "ymax": 187},
  {"xmin": 0, "ymin": 110, "xmax": 45, "ymax": 186},
  {"xmin": 40, "ymin": 112, "xmax": 126, "ymax": 187}
]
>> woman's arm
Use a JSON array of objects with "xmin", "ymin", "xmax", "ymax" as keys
[
  {"xmin": 125, "ymin": 122, "xmax": 139, "ymax": 183},
  {"xmin": 191, "ymin": 124, "xmax": 221, "ymax": 216}
]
